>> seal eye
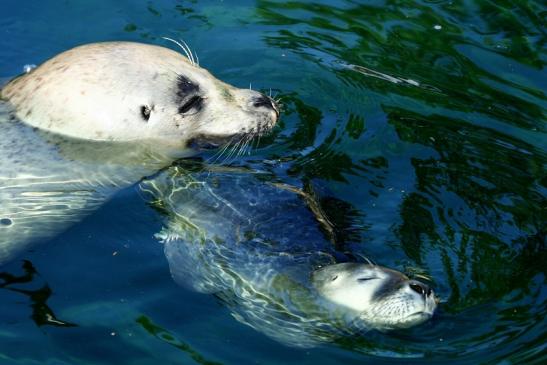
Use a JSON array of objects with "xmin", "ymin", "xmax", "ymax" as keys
[
  {"xmin": 141, "ymin": 105, "xmax": 151, "ymax": 121},
  {"xmin": 357, "ymin": 277, "xmax": 376, "ymax": 282},
  {"xmin": 179, "ymin": 95, "xmax": 203, "ymax": 114}
]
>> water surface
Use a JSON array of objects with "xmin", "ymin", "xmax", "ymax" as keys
[{"xmin": 0, "ymin": 0, "xmax": 545, "ymax": 364}]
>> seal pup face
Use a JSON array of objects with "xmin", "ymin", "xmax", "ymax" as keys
[
  {"xmin": 312, "ymin": 263, "xmax": 437, "ymax": 330},
  {"xmin": 0, "ymin": 42, "xmax": 278, "ymax": 154}
]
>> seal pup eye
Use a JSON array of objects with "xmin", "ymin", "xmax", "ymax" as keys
[
  {"xmin": 179, "ymin": 95, "xmax": 203, "ymax": 114},
  {"xmin": 140, "ymin": 105, "xmax": 151, "ymax": 121},
  {"xmin": 357, "ymin": 277, "xmax": 377, "ymax": 282}
]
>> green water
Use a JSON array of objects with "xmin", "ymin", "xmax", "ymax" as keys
[{"xmin": 0, "ymin": 0, "xmax": 545, "ymax": 364}]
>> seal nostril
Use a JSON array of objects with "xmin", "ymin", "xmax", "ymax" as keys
[
  {"xmin": 252, "ymin": 95, "xmax": 274, "ymax": 110},
  {"xmin": 409, "ymin": 282, "xmax": 425, "ymax": 296},
  {"xmin": 427, "ymin": 288, "xmax": 432, "ymax": 296}
]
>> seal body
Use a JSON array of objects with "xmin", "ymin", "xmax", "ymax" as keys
[
  {"xmin": 141, "ymin": 165, "xmax": 437, "ymax": 347},
  {"xmin": 0, "ymin": 42, "xmax": 278, "ymax": 264},
  {"xmin": 0, "ymin": 105, "xmax": 172, "ymax": 262}
]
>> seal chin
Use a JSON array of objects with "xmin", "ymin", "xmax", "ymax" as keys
[
  {"xmin": 399, "ymin": 311, "xmax": 434, "ymax": 327},
  {"xmin": 410, "ymin": 310, "xmax": 434, "ymax": 318}
]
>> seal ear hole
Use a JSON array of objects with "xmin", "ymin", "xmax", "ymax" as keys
[
  {"xmin": 331, "ymin": 275, "xmax": 338, "ymax": 281},
  {"xmin": 140, "ymin": 105, "xmax": 151, "ymax": 121}
]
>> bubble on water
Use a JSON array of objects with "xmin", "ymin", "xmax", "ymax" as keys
[{"xmin": 23, "ymin": 64, "xmax": 36, "ymax": 73}]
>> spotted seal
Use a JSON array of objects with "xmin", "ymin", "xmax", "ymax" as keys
[
  {"xmin": 141, "ymin": 165, "xmax": 438, "ymax": 347},
  {"xmin": 0, "ymin": 41, "xmax": 278, "ymax": 263}
]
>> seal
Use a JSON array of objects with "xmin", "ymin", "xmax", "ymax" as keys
[
  {"xmin": 0, "ymin": 41, "xmax": 278, "ymax": 264},
  {"xmin": 1, "ymin": 41, "xmax": 278, "ymax": 147},
  {"xmin": 141, "ymin": 164, "xmax": 438, "ymax": 347}
]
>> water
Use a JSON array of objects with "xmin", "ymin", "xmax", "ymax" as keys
[{"xmin": 1, "ymin": 0, "xmax": 545, "ymax": 364}]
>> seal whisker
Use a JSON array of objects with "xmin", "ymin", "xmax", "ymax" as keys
[
  {"xmin": 178, "ymin": 38, "xmax": 196, "ymax": 65},
  {"xmin": 245, "ymin": 134, "xmax": 253, "ymax": 155},
  {"xmin": 253, "ymin": 133, "xmax": 260, "ymax": 151},
  {"xmin": 225, "ymin": 136, "xmax": 245, "ymax": 164},
  {"xmin": 234, "ymin": 136, "xmax": 246, "ymax": 160},
  {"xmin": 274, "ymin": 99, "xmax": 285, "ymax": 112},
  {"xmin": 229, "ymin": 135, "xmax": 249, "ymax": 163},
  {"xmin": 244, "ymin": 135, "xmax": 254, "ymax": 156},
  {"xmin": 256, "ymin": 132, "xmax": 262, "ymax": 150},
  {"xmin": 207, "ymin": 139, "xmax": 232, "ymax": 165},
  {"xmin": 240, "ymin": 135, "xmax": 252, "ymax": 157},
  {"xmin": 216, "ymin": 136, "xmax": 239, "ymax": 166},
  {"xmin": 162, "ymin": 37, "xmax": 195, "ymax": 66}
]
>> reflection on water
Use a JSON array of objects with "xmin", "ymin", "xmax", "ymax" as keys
[
  {"xmin": 0, "ymin": 260, "xmax": 75, "ymax": 327},
  {"xmin": 0, "ymin": 101, "xmax": 190, "ymax": 264},
  {"xmin": 136, "ymin": 315, "xmax": 222, "ymax": 365}
]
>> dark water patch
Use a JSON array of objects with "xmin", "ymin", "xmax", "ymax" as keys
[
  {"xmin": 0, "ymin": 260, "xmax": 76, "ymax": 327},
  {"xmin": 136, "ymin": 315, "xmax": 223, "ymax": 365}
]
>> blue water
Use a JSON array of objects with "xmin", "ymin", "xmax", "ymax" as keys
[{"xmin": 1, "ymin": 1, "xmax": 546, "ymax": 364}]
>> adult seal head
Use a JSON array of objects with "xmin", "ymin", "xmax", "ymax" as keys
[
  {"xmin": 0, "ymin": 41, "xmax": 278, "ymax": 264},
  {"xmin": 1, "ymin": 41, "xmax": 279, "ymax": 150}
]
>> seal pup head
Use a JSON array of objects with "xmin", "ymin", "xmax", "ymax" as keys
[
  {"xmin": 312, "ymin": 263, "xmax": 437, "ymax": 330},
  {"xmin": 1, "ymin": 41, "xmax": 278, "ymax": 154}
]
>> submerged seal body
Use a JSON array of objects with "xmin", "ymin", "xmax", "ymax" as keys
[
  {"xmin": 0, "ymin": 41, "xmax": 278, "ymax": 263},
  {"xmin": 142, "ymin": 165, "xmax": 437, "ymax": 347}
]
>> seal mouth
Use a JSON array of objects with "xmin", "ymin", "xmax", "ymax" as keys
[
  {"xmin": 407, "ymin": 311, "xmax": 433, "ymax": 318},
  {"xmin": 188, "ymin": 133, "xmax": 245, "ymax": 150},
  {"xmin": 403, "ymin": 310, "xmax": 434, "ymax": 323}
]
